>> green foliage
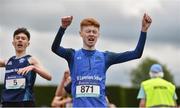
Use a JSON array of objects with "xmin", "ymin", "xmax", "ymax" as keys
[
  {"xmin": 130, "ymin": 57, "xmax": 174, "ymax": 87},
  {"xmin": 176, "ymin": 89, "xmax": 180, "ymax": 105},
  {"xmin": 106, "ymin": 86, "xmax": 122, "ymax": 106},
  {"xmin": 34, "ymin": 86, "xmax": 56, "ymax": 107}
]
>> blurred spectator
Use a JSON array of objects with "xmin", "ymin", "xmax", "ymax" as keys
[
  {"xmin": 137, "ymin": 64, "xmax": 178, "ymax": 107},
  {"xmin": 51, "ymin": 70, "xmax": 72, "ymax": 107}
]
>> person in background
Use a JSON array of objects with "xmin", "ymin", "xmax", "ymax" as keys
[
  {"xmin": 51, "ymin": 70, "xmax": 72, "ymax": 107},
  {"xmin": 137, "ymin": 64, "xmax": 178, "ymax": 107}
]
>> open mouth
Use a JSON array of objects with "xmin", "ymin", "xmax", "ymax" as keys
[
  {"xmin": 88, "ymin": 38, "xmax": 95, "ymax": 42},
  {"xmin": 17, "ymin": 44, "xmax": 23, "ymax": 48}
]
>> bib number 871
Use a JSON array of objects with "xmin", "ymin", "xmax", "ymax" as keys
[
  {"xmin": 81, "ymin": 85, "xmax": 93, "ymax": 93},
  {"xmin": 76, "ymin": 85, "xmax": 100, "ymax": 97}
]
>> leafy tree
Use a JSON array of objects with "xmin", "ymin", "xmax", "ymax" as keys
[{"xmin": 130, "ymin": 57, "xmax": 174, "ymax": 87}]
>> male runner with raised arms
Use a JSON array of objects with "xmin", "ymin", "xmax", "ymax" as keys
[
  {"xmin": 51, "ymin": 14, "xmax": 152, "ymax": 107},
  {"xmin": 0, "ymin": 28, "xmax": 52, "ymax": 107}
]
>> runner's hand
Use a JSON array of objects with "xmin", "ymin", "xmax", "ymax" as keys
[
  {"xmin": 61, "ymin": 16, "xmax": 73, "ymax": 28},
  {"xmin": 142, "ymin": 13, "xmax": 152, "ymax": 32},
  {"xmin": 17, "ymin": 65, "xmax": 34, "ymax": 75}
]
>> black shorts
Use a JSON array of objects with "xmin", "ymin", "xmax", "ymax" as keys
[{"xmin": 2, "ymin": 101, "xmax": 35, "ymax": 107}]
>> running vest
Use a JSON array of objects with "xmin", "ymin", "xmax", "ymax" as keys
[
  {"xmin": 142, "ymin": 78, "xmax": 175, "ymax": 107},
  {"xmin": 1, "ymin": 55, "xmax": 36, "ymax": 102},
  {"xmin": 71, "ymin": 49, "xmax": 107, "ymax": 107}
]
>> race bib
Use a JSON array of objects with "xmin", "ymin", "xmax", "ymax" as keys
[
  {"xmin": 6, "ymin": 78, "xmax": 26, "ymax": 89},
  {"xmin": 76, "ymin": 85, "xmax": 100, "ymax": 97}
]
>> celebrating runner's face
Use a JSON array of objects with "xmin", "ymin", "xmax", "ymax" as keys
[{"xmin": 80, "ymin": 25, "xmax": 100, "ymax": 50}]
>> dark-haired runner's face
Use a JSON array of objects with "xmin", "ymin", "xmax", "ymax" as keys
[
  {"xmin": 12, "ymin": 33, "xmax": 29, "ymax": 53},
  {"xmin": 80, "ymin": 26, "xmax": 100, "ymax": 50}
]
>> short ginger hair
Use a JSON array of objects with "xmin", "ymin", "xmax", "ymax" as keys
[{"xmin": 80, "ymin": 18, "xmax": 100, "ymax": 30}]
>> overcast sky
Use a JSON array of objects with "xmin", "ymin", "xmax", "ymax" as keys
[{"xmin": 0, "ymin": 0, "xmax": 180, "ymax": 86}]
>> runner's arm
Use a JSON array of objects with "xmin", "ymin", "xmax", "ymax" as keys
[
  {"xmin": 106, "ymin": 14, "xmax": 152, "ymax": 67},
  {"xmin": 55, "ymin": 71, "xmax": 70, "ymax": 97},
  {"xmin": 139, "ymin": 99, "xmax": 146, "ymax": 108},
  {"xmin": 29, "ymin": 57, "xmax": 52, "ymax": 80},
  {"xmin": 0, "ymin": 58, "xmax": 6, "ymax": 67},
  {"xmin": 51, "ymin": 26, "xmax": 75, "ymax": 66},
  {"xmin": 51, "ymin": 16, "xmax": 74, "ymax": 63},
  {"xmin": 51, "ymin": 80, "xmax": 68, "ymax": 107},
  {"xmin": 106, "ymin": 31, "xmax": 147, "ymax": 67},
  {"xmin": 17, "ymin": 56, "xmax": 52, "ymax": 80}
]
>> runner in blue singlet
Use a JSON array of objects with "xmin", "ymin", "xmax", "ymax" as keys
[
  {"xmin": 51, "ymin": 14, "xmax": 152, "ymax": 107},
  {"xmin": 0, "ymin": 28, "xmax": 52, "ymax": 107}
]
